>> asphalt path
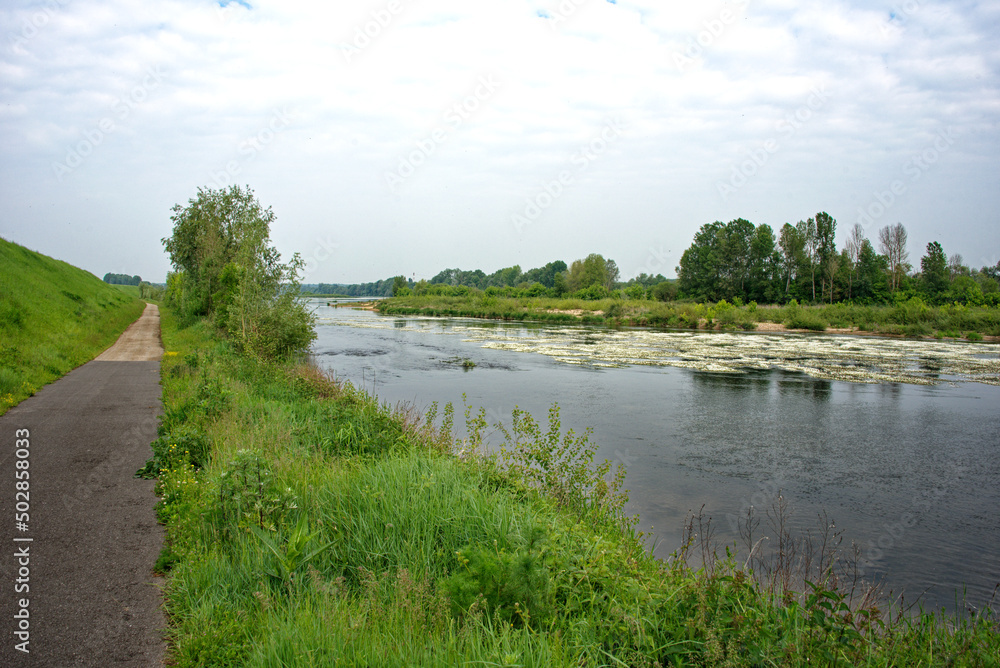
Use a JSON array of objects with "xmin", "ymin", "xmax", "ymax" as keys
[{"xmin": 0, "ymin": 303, "xmax": 166, "ymax": 666}]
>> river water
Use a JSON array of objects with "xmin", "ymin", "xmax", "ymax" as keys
[{"xmin": 310, "ymin": 301, "xmax": 1000, "ymax": 613}]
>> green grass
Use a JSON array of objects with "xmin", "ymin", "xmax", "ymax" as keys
[
  {"xmin": 153, "ymin": 304, "xmax": 1000, "ymax": 666},
  {"xmin": 0, "ymin": 237, "xmax": 146, "ymax": 414},
  {"xmin": 111, "ymin": 284, "xmax": 142, "ymax": 297},
  {"xmin": 378, "ymin": 294, "xmax": 1000, "ymax": 339}
]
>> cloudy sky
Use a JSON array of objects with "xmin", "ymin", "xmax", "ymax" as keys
[{"xmin": 2, "ymin": 0, "xmax": 999, "ymax": 284}]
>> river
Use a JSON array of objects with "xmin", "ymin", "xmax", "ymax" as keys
[{"xmin": 310, "ymin": 301, "xmax": 1000, "ymax": 614}]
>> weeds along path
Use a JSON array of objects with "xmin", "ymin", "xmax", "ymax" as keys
[{"xmin": 0, "ymin": 303, "xmax": 165, "ymax": 666}]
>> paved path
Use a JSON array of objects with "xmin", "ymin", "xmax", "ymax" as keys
[{"xmin": 0, "ymin": 303, "xmax": 166, "ymax": 666}]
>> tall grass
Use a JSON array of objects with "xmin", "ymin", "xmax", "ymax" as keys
[
  {"xmin": 153, "ymin": 304, "xmax": 1000, "ymax": 666},
  {"xmin": 379, "ymin": 293, "xmax": 1000, "ymax": 338},
  {"xmin": 0, "ymin": 237, "xmax": 146, "ymax": 414}
]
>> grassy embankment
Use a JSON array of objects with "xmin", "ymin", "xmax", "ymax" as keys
[
  {"xmin": 377, "ymin": 294, "xmax": 1000, "ymax": 340},
  {"xmin": 153, "ymin": 303, "xmax": 999, "ymax": 666},
  {"xmin": 0, "ymin": 237, "xmax": 145, "ymax": 415}
]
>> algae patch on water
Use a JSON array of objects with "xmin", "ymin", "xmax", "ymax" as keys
[{"xmin": 331, "ymin": 317, "xmax": 1000, "ymax": 386}]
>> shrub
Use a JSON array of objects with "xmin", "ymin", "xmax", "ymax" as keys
[
  {"xmin": 572, "ymin": 284, "xmax": 609, "ymax": 301},
  {"xmin": 903, "ymin": 323, "xmax": 933, "ymax": 338},
  {"xmin": 785, "ymin": 312, "xmax": 826, "ymax": 331},
  {"xmin": 137, "ymin": 424, "xmax": 211, "ymax": 479},
  {"xmin": 441, "ymin": 526, "xmax": 552, "ymax": 626}
]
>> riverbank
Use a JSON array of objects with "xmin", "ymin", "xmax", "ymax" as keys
[
  {"xmin": 376, "ymin": 294, "xmax": 1000, "ymax": 342},
  {"xmin": 153, "ymin": 304, "xmax": 999, "ymax": 665}
]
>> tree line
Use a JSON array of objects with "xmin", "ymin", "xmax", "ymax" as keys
[
  {"xmin": 314, "ymin": 255, "xmax": 674, "ymax": 301},
  {"xmin": 102, "ymin": 272, "xmax": 142, "ymax": 285},
  {"xmin": 677, "ymin": 214, "xmax": 999, "ymax": 306},
  {"xmin": 308, "ymin": 213, "xmax": 997, "ymax": 307}
]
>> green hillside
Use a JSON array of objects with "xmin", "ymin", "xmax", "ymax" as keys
[{"xmin": 0, "ymin": 237, "xmax": 146, "ymax": 415}]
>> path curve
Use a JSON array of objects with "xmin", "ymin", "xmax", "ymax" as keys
[{"xmin": 1, "ymin": 303, "xmax": 166, "ymax": 666}]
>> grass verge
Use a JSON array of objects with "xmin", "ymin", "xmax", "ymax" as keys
[
  {"xmin": 154, "ymin": 305, "xmax": 1000, "ymax": 666},
  {"xmin": 0, "ymin": 237, "xmax": 146, "ymax": 415}
]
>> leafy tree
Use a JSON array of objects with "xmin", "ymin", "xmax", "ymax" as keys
[
  {"xmin": 392, "ymin": 275, "xmax": 409, "ymax": 296},
  {"xmin": 748, "ymin": 223, "xmax": 778, "ymax": 302},
  {"xmin": 623, "ymin": 284, "xmax": 646, "ymax": 300},
  {"xmin": 981, "ymin": 261, "xmax": 1000, "ymax": 282},
  {"xmin": 604, "ymin": 259, "xmax": 620, "ymax": 291},
  {"xmin": 162, "ymin": 185, "xmax": 315, "ymax": 359},
  {"xmin": 567, "ymin": 254, "xmax": 611, "ymax": 292},
  {"xmin": 628, "ymin": 272, "xmax": 668, "ymax": 288},
  {"xmin": 103, "ymin": 273, "xmax": 142, "ymax": 286},
  {"xmin": 552, "ymin": 270, "xmax": 568, "ymax": 296},
  {"xmin": 947, "ymin": 254, "xmax": 968, "ymax": 280},
  {"xmin": 813, "ymin": 212, "xmax": 837, "ymax": 303},
  {"xmin": 717, "ymin": 218, "xmax": 754, "ymax": 299},
  {"xmin": 460, "ymin": 269, "xmax": 488, "ymax": 290},
  {"xmin": 430, "ymin": 268, "xmax": 461, "ymax": 285},
  {"xmin": 162, "ymin": 185, "xmax": 278, "ymax": 317},
  {"xmin": 521, "ymin": 261, "xmax": 567, "ymax": 288},
  {"xmin": 797, "ymin": 217, "xmax": 819, "ymax": 301},
  {"xmin": 845, "ymin": 223, "xmax": 865, "ymax": 300},
  {"xmin": 948, "ymin": 275, "xmax": 984, "ymax": 306},
  {"xmin": 878, "ymin": 223, "xmax": 909, "ymax": 294},
  {"xmin": 651, "ymin": 280, "xmax": 678, "ymax": 302},
  {"xmin": 677, "ymin": 221, "xmax": 724, "ymax": 301},
  {"xmin": 920, "ymin": 241, "xmax": 948, "ymax": 303},
  {"xmin": 778, "ymin": 223, "xmax": 804, "ymax": 297},
  {"xmin": 854, "ymin": 239, "xmax": 890, "ymax": 303},
  {"xmin": 679, "ymin": 219, "xmax": 781, "ymax": 303},
  {"xmin": 488, "ymin": 265, "xmax": 523, "ymax": 288}
]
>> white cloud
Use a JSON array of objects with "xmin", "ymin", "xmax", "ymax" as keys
[{"xmin": 1, "ymin": 0, "xmax": 998, "ymax": 282}]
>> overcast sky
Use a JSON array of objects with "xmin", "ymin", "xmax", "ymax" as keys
[{"xmin": 2, "ymin": 0, "xmax": 999, "ymax": 284}]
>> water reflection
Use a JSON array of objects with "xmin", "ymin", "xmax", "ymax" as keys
[
  {"xmin": 775, "ymin": 373, "xmax": 832, "ymax": 399},
  {"xmin": 692, "ymin": 368, "xmax": 773, "ymax": 394},
  {"xmin": 312, "ymin": 307, "xmax": 1000, "ymax": 614}
]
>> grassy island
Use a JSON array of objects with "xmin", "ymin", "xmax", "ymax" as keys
[{"xmin": 377, "ymin": 292, "xmax": 1000, "ymax": 341}]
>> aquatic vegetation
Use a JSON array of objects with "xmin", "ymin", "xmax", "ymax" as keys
[{"xmin": 332, "ymin": 316, "xmax": 1000, "ymax": 386}]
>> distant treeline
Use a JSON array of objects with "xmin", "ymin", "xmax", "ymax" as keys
[
  {"xmin": 301, "ymin": 278, "xmax": 402, "ymax": 297},
  {"xmin": 303, "ymin": 256, "xmax": 672, "ymax": 301},
  {"xmin": 103, "ymin": 272, "xmax": 142, "ymax": 286},
  {"xmin": 677, "ymin": 215, "xmax": 1000, "ymax": 306},
  {"xmin": 308, "ymin": 214, "xmax": 1000, "ymax": 306}
]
